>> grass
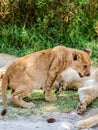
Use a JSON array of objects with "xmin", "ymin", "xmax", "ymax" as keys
[
  {"xmin": 0, "ymin": 90, "xmax": 78, "ymax": 119},
  {"xmin": 0, "ymin": 25, "xmax": 98, "ymax": 62},
  {"xmin": 0, "ymin": 90, "xmax": 98, "ymax": 120}
]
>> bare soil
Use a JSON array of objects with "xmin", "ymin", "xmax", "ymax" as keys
[{"xmin": 0, "ymin": 108, "xmax": 98, "ymax": 130}]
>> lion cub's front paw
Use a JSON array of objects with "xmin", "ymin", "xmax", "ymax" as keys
[
  {"xmin": 45, "ymin": 95, "xmax": 57, "ymax": 102},
  {"xmin": 76, "ymin": 102, "xmax": 86, "ymax": 114}
]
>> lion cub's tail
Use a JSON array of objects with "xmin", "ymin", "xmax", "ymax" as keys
[{"xmin": 1, "ymin": 74, "xmax": 9, "ymax": 116}]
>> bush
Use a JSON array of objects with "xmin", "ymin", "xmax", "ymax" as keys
[{"xmin": 0, "ymin": 0, "xmax": 98, "ymax": 63}]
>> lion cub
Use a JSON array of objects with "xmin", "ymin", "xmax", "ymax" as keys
[
  {"xmin": 54, "ymin": 66, "xmax": 97, "ymax": 94},
  {"xmin": 77, "ymin": 69, "xmax": 98, "ymax": 114},
  {"xmin": 54, "ymin": 67, "xmax": 98, "ymax": 129},
  {"xmin": 76, "ymin": 70, "xmax": 98, "ymax": 129},
  {"xmin": 1, "ymin": 46, "xmax": 91, "ymax": 116}
]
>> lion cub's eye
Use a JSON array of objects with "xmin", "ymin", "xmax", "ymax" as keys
[{"xmin": 83, "ymin": 65, "xmax": 87, "ymax": 69}]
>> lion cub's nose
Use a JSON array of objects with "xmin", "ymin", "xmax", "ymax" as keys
[{"xmin": 86, "ymin": 73, "xmax": 90, "ymax": 76}]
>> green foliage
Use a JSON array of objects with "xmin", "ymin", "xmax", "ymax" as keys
[
  {"xmin": 0, "ymin": 25, "xmax": 58, "ymax": 56},
  {"xmin": 0, "ymin": 25, "xmax": 98, "ymax": 64}
]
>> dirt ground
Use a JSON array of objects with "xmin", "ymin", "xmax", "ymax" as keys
[{"xmin": 0, "ymin": 108, "xmax": 98, "ymax": 130}]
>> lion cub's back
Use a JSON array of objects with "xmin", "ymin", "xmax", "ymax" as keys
[{"xmin": 5, "ymin": 50, "xmax": 53, "ymax": 88}]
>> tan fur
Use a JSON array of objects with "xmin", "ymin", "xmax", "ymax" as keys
[
  {"xmin": 75, "ymin": 70, "xmax": 98, "ymax": 129},
  {"xmin": 54, "ymin": 66, "xmax": 98, "ymax": 129},
  {"xmin": 54, "ymin": 67, "xmax": 84, "ymax": 95},
  {"xmin": 1, "ymin": 46, "xmax": 91, "ymax": 111},
  {"xmin": 54, "ymin": 66, "xmax": 98, "ymax": 94},
  {"xmin": 77, "ymin": 70, "xmax": 98, "ymax": 114}
]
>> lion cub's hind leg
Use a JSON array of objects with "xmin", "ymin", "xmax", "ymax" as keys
[
  {"xmin": 76, "ymin": 114, "xmax": 98, "ymax": 129},
  {"xmin": 11, "ymin": 86, "xmax": 35, "ymax": 108}
]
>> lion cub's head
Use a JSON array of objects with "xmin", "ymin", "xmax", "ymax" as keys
[{"xmin": 71, "ymin": 49, "xmax": 91, "ymax": 78}]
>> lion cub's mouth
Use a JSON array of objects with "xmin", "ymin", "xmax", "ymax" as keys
[
  {"xmin": 79, "ymin": 73, "xmax": 84, "ymax": 78},
  {"xmin": 79, "ymin": 73, "xmax": 90, "ymax": 78}
]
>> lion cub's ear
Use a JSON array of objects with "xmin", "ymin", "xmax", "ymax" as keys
[
  {"xmin": 84, "ymin": 48, "xmax": 91, "ymax": 56},
  {"xmin": 73, "ymin": 53, "xmax": 81, "ymax": 61}
]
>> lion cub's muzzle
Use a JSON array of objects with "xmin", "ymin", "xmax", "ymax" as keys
[{"xmin": 85, "ymin": 73, "xmax": 90, "ymax": 76}]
